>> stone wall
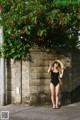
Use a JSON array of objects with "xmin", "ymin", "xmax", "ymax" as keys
[{"xmin": 4, "ymin": 47, "xmax": 80, "ymax": 105}]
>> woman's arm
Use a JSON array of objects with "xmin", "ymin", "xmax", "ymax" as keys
[
  {"xmin": 48, "ymin": 64, "xmax": 52, "ymax": 73},
  {"xmin": 59, "ymin": 68, "xmax": 64, "ymax": 78}
]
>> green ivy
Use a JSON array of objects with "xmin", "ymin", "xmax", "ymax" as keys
[{"xmin": 0, "ymin": 0, "xmax": 80, "ymax": 59}]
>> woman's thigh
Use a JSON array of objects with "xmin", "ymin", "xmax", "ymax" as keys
[
  {"xmin": 55, "ymin": 84, "xmax": 60, "ymax": 96},
  {"xmin": 50, "ymin": 83, "xmax": 55, "ymax": 95}
]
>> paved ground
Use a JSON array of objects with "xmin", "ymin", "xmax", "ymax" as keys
[{"xmin": 0, "ymin": 102, "xmax": 80, "ymax": 120}]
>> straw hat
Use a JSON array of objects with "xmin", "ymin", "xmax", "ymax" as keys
[{"xmin": 55, "ymin": 59, "xmax": 64, "ymax": 69}]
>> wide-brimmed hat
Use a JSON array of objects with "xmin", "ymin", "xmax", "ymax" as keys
[{"xmin": 55, "ymin": 59, "xmax": 64, "ymax": 69}]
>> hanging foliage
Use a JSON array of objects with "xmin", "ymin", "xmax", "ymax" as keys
[{"xmin": 0, "ymin": 0, "xmax": 80, "ymax": 59}]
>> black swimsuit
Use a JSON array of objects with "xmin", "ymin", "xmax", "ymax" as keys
[{"xmin": 51, "ymin": 71, "xmax": 59, "ymax": 87}]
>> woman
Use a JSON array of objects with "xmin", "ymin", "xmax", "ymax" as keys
[{"xmin": 48, "ymin": 61, "xmax": 64, "ymax": 109}]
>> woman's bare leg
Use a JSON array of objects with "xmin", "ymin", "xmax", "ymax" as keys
[
  {"xmin": 50, "ymin": 83, "xmax": 55, "ymax": 108},
  {"xmin": 55, "ymin": 84, "xmax": 60, "ymax": 108}
]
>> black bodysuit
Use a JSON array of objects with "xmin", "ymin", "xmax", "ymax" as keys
[{"xmin": 51, "ymin": 71, "xmax": 59, "ymax": 87}]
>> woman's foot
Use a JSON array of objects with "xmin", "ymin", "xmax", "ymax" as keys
[
  {"xmin": 53, "ymin": 105, "xmax": 56, "ymax": 109},
  {"xmin": 56, "ymin": 106, "xmax": 60, "ymax": 109}
]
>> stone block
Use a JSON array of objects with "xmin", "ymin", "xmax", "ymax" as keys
[
  {"xmin": 31, "ymin": 72, "xmax": 38, "ymax": 79},
  {"xmin": 22, "ymin": 96, "xmax": 30, "ymax": 104},
  {"xmin": 22, "ymin": 78, "xmax": 29, "ymax": 85},
  {"xmin": 30, "ymin": 92, "xmax": 51, "ymax": 105},
  {"xmin": 22, "ymin": 85, "xmax": 29, "ymax": 91},
  {"xmin": 30, "ymin": 86, "xmax": 38, "ymax": 93},
  {"xmin": 7, "ymin": 84, "xmax": 16, "ymax": 91},
  {"xmin": 30, "ymin": 66, "xmax": 48, "ymax": 73},
  {"xmin": 22, "ymin": 91, "xmax": 30, "ymax": 97},
  {"xmin": 37, "ymin": 73, "xmax": 50, "ymax": 79},
  {"xmin": 30, "ymin": 79, "xmax": 50, "ymax": 86},
  {"xmin": 30, "ymin": 79, "xmax": 40, "ymax": 86},
  {"xmin": 38, "ymin": 85, "xmax": 50, "ymax": 92},
  {"xmin": 15, "ymin": 96, "xmax": 21, "ymax": 103},
  {"xmin": 31, "ymin": 52, "xmax": 42, "ymax": 60}
]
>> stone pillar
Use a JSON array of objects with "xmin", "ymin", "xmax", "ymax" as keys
[
  {"xmin": 14, "ymin": 60, "xmax": 22, "ymax": 103},
  {"xmin": 5, "ymin": 59, "xmax": 22, "ymax": 104},
  {"xmin": 22, "ymin": 60, "xmax": 30, "ymax": 104}
]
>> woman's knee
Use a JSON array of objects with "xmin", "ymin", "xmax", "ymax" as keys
[
  {"xmin": 51, "ymin": 92, "xmax": 55, "ymax": 97},
  {"xmin": 56, "ymin": 92, "xmax": 59, "ymax": 97}
]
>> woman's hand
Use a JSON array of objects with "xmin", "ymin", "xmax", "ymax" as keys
[{"xmin": 48, "ymin": 64, "xmax": 52, "ymax": 73}]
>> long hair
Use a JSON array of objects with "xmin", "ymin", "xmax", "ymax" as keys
[{"xmin": 52, "ymin": 61, "xmax": 62, "ymax": 73}]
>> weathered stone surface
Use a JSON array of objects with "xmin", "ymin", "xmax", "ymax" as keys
[
  {"xmin": 30, "ymin": 79, "xmax": 50, "ymax": 86},
  {"xmin": 30, "ymin": 86, "xmax": 38, "ymax": 93},
  {"xmin": 4, "ymin": 48, "xmax": 80, "ymax": 105},
  {"xmin": 30, "ymin": 92, "xmax": 51, "ymax": 105},
  {"xmin": 37, "ymin": 85, "xmax": 50, "ymax": 92}
]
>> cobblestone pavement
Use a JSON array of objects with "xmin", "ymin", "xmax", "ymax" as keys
[{"xmin": 0, "ymin": 102, "xmax": 80, "ymax": 120}]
